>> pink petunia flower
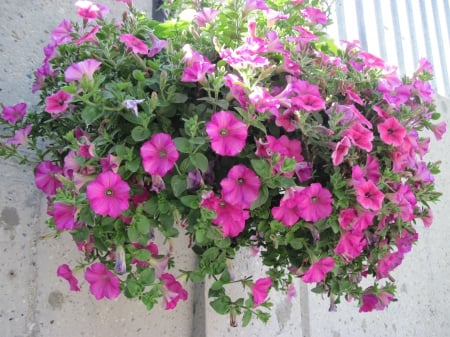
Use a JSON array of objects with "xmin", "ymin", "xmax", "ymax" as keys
[
  {"xmin": 6, "ymin": 125, "xmax": 32, "ymax": 147},
  {"xmin": 181, "ymin": 61, "xmax": 215, "ymax": 85},
  {"xmin": 220, "ymin": 164, "xmax": 260, "ymax": 208},
  {"xmin": 160, "ymin": 273, "xmax": 188, "ymax": 310},
  {"xmin": 140, "ymin": 133, "xmax": 179, "ymax": 177},
  {"xmin": 301, "ymin": 257, "xmax": 334, "ymax": 283},
  {"xmin": 355, "ymin": 180, "xmax": 384, "ymax": 211},
  {"xmin": 34, "ymin": 161, "xmax": 63, "ymax": 196},
  {"xmin": 119, "ymin": 34, "xmax": 148, "ymax": 54},
  {"xmin": 2, "ymin": 102, "xmax": 27, "ymax": 123},
  {"xmin": 272, "ymin": 188, "xmax": 302, "ymax": 227},
  {"xmin": 431, "ymin": 121, "xmax": 446, "ymax": 141},
  {"xmin": 334, "ymin": 231, "xmax": 367, "ymax": 262},
  {"xmin": 64, "ymin": 59, "xmax": 102, "ymax": 82},
  {"xmin": 45, "ymin": 90, "xmax": 74, "ymax": 114},
  {"xmin": 57, "ymin": 264, "xmax": 80, "ymax": 291},
  {"xmin": 206, "ymin": 111, "xmax": 248, "ymax": 156},
  {"xmin": 376, "ymin": 251, "xmax": 404, "ymax": 279},
  {"xmin": 297, "ymin": 183, "xmax": 333, "ymax": 222},
  {"xmin": 100, "ymin": 153, "xmax": 121, "ymax": 173},
  {"xmin": 86, "ymin": 171, "xmax": 130, "ymax": 217},
  {"xmin": 75, "ymin": 25, "xmax": 101, "ymax": 45},
  {"xmin": 75, "ymin": 1, "xmax": 102, "ymax": 20},
  {"xmin": 85, "ymin": 262, "xmax": 121, "ymax": 300},
  {"xmin": 252, "ymin": 277, "xmax": 273, "ymax": 306},
  {"xmin": 377, "ymin": 117, "xmax": 407, "ymax": 146},
  {"xmin": 53, "ymin": 202, "xmax": 79, "ymax": 230},
  {"xmin": 51, "ymin": 19, "xmax": 74, "ymax": 45}
]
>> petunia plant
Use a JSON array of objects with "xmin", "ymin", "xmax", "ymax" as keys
[{"xmin": 0, "ymin": 0, "xmax": 446, "ymax": 326}]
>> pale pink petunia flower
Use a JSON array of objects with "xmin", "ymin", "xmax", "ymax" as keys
[
  {"xmin": 194, "ymin": 7, "xmax": 219, "ymax": 27},
  {"xmin": 75, "ymin": 1, "xmax": 101, "ymax": 20},
  {"xmin": 332, "ymin": 136, "xmax": 351, "ymax": 166},
  {"xmin": 377, "ymin": 117, "xmax": 407, "ymax": 146},
  {"xmin": 85, "ymin": 262, "xmax": 121, "ymax": 300},
  {"xmin": 86, "ymin": 171, "xmax": 130, "ymax": 217},
  {"xmin": 160, "ymin": 273, "xmax": 188, "ymax": 310},
  {"xmin": 301, "ymin": 257, "xmax": 334, "ymax": 283},
  {"xmin": 119, "ymin": 34, "xmax": 148, "ymax": 54},
  {"xmin": 431, "ymin": 121, "xmax": 446, "ymax": 141},
  {"xmin": 148, "ymin": 33, "xmax": 167, "ymax": 57},
  {"xmin": 355, "ymin": 180, "xmax": 384, "ymax": 211},
  {"xmin": 34, "ymin": 161, "xmax": 63, "ymax": 195},
  {"xmin": 6, "ymin": 125, "xmax": 32, "ymax": 147},
  {"xmin": 65, "ymin": 59, "xmax": 101, "ymax": 82},
  {"xmin": 302, "ymin": 7, "xmax": 327, "ymax": 25},
  {"xmin": 297, "ymin": 183, "xmax": 333, "ymax": 222},
  {"xmin": 53, "ymin": 202, "xmax": 79, "ymax": 231},
  {"xmin": 252, "ymin": 277, "xmax": 273, "ymax": 306},
  {"xmin": 123, "ymin": 99, "xmax": 144, "ymax": 117},
  {"xmin": 206, "ymin": 111, "xmax": 248, "ymax": 156},
  {"xmin": 57, "ymin": 264, "xmax": 80, "ymax": 291},
  {"xmin": 140, "ymin": 133, "xmax": 179, "ymax": 177},
  {"xmin": 45, "ymin": 90, "xmax": 74, "ymax": 114},
  {"xmin": 220, "ymin": 164, "xmax": 260, "ymax": 208},
  {"xmin": 1, "ymin": 102, "xmax": 27, "ymax": 124}
]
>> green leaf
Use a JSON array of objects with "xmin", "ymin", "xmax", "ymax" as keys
[
  {"xmin": 210, "ymin": 296, "xmax": 231, "ymax": 315},
  {"xmin": 72, "ymin": 226, "xmax": 89, "ymax": 242},
  {"xmin": 242, "ymin": 310, "xmax": 252, "ymax": 327},
  {"xmin": 210, "ymin": 280, "xmax": 224, "ymax": 291},
  {"xmin": 125, "ymin": 278, "xmax": 142, "ymax": 298},
  {"xmin": 132, "ymin": 70, "xmax": 146, "ymax": 82},
  {"xmin": 126, "ymin": 157, "xmax": 141, "ymax": 173},
  {"xmin": 171, "ymin": 93, "xmax": 188, "ymax": 103},
  {"xmin": 136, "ymin": 215, "xmax": 151, "ymax": 234},
  {"xmin": 251, "ymin": 185, "xmax": 269, "ymax": 209},
  {"xmin": 251, "ymin": 159, "xmax": 271, "ymax": 179},
  {"xmin": 131, "ymin": 126, "xmax": 151, "ymax": 142},
  {"xmin": 81, "ymin": 106, "xmax": 103, "ymax": 125},
  {"xmin": 139, "ymin": 268, "xmax": 155, "ymax": 286},
  {"xmin": 115, "ymin": 144, "xmax": 132, "ymax": 160},
  {"xmin": 171, "ymin": 175, "xmax": 187, "ymax": 197},
  {"xmin": 143, "ymin": 198, "xmax": 158, "ymax": 215},
  {"xmin": 180, "ymin": 195, "xmax": 199, "ymax": 208},
  {"xmin": 127, "ymin": 226, "xmax": 140, "ymax": 242},
  {"xmin": 289, "ymin": 238, "xmax": 305, "ymax": 249},
  {"xmin": 134, "ymin": 249, "xmax": 151, "ymax": 261},
  {"xmin": 173, "ymin": 137, "xmax": 193, "ymax": 153},
  {"xmin": 190, "ymin": 153, "xmax": 208, "ymax": 171}
]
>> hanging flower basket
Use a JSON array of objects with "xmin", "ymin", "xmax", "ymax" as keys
[{"xmin": 0, "ymin": 0, "xmax": 446, "ymax": 326}]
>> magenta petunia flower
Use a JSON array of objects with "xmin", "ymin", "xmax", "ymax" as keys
[
  {"xmin": 86, "ymin": 171, "xmax": 130, "ymax": 217},
  {"xmin": 34, "ymin": 161, "xmax": 63, "ymax": 196},
  {"xmin": 252, "ymin": 277, "xmax": 273, "ymax": 306},
  {"xmin": 57, "ymin": 264, "xmax": 80, "ymax": 291},
  {"xmin": 376, "ymin": 252, "xmax": 404, "ymax": 280},
  {"xmin": 194, "ymin": 7, "xmax": 219, "ymax": 27},
  {"xmin": 355, "ymin": 180, "xmax": 384, "ymax": 211},
  {"xmin": 333, "ymin": 230, "xmax": 367, "ymax": 262},
  {"xmin": 75, "ymin": 1, "xmax": 102, "ymax": 20},
  {"xmin": 85, "ymin": 262, "xmax": 121, "ymax": 300},
  {"xmin": 53, "ymin": 202, "xmax": 79, "ymax": 231},
  {"xmin": 181, "ymin": 61, "xmax": 215, "ymax": 85},
  {"xmin": 160, "ymin": 273, "xmax": 188, "ymax": 310},
  {"xmin": 297, "ymin": 183, "xmax": 333, "ymax": 222},
  {"xmin": 377, "ymin": 117, "xmax": 407, "ymax": 146},
  {"xmin": 64, "ymin": 58, "xmax": 101, "ymax": 82},
  {"xmin": 75, "ymin": 25, "xmax": 101, "ymax": 45},
  {"xmin": 359, "ymin": 288, "xmax": 395, "ymax": 312},
  {"xmin": 220, "ymin": 164, "xmax": 260, "ymax": 208},
  {"xmin": 1, "ymin": 102, "xmax": 27, "ymax": 124},
  {"xmin": 119, "ymin": 34, "xmax": 148, "ymax": 54},
  {"xmin": 271, "ymin": 187, "xmax": 303, "ymax": 227},
  {"xmin": 301, "ymin": 257, "xmax": 334, "ymax": 283},
  {"xmin": 148, "ymin": 33, "xmax": 167, "ymax": 57},
  {"xmin": 6, "ymin": 125, "xmax": 32, "ymax": 146},
  {"xmin": 45, "ymin": 90, "xmax": 74, "ymax": 114},
  {"xmin": 206, "ymin": 111, "xmax": 248, "ymax": 156},
  {"xmin": 343, "ymin": 123, "xmax": 374, "ymax": 152},
  {"xmin": 140, "ymin": 133, "xmax": 179, "ymax": 177},
  {"xmin": 302, "ymin": 6, "xmax": 327, "ymax": 24}
]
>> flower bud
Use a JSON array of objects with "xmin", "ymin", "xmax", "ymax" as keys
[{"xmin": 114, "ymin": 245, "xmax": 126, "ymax": 274}]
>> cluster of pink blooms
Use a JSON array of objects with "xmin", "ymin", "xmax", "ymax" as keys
[{"xmin": 1, "ymin": 0, "xmax": 445, "ymax": 316}]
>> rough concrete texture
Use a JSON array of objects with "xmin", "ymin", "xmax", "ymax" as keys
[{"xmin": 2, "ymin": 1, "xmax": 450, "ymax": 337}]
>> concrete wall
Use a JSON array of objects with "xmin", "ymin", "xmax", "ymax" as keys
[{"xmin": 1, "ymin": 1, "xmax": 450, "ymax": 337}]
